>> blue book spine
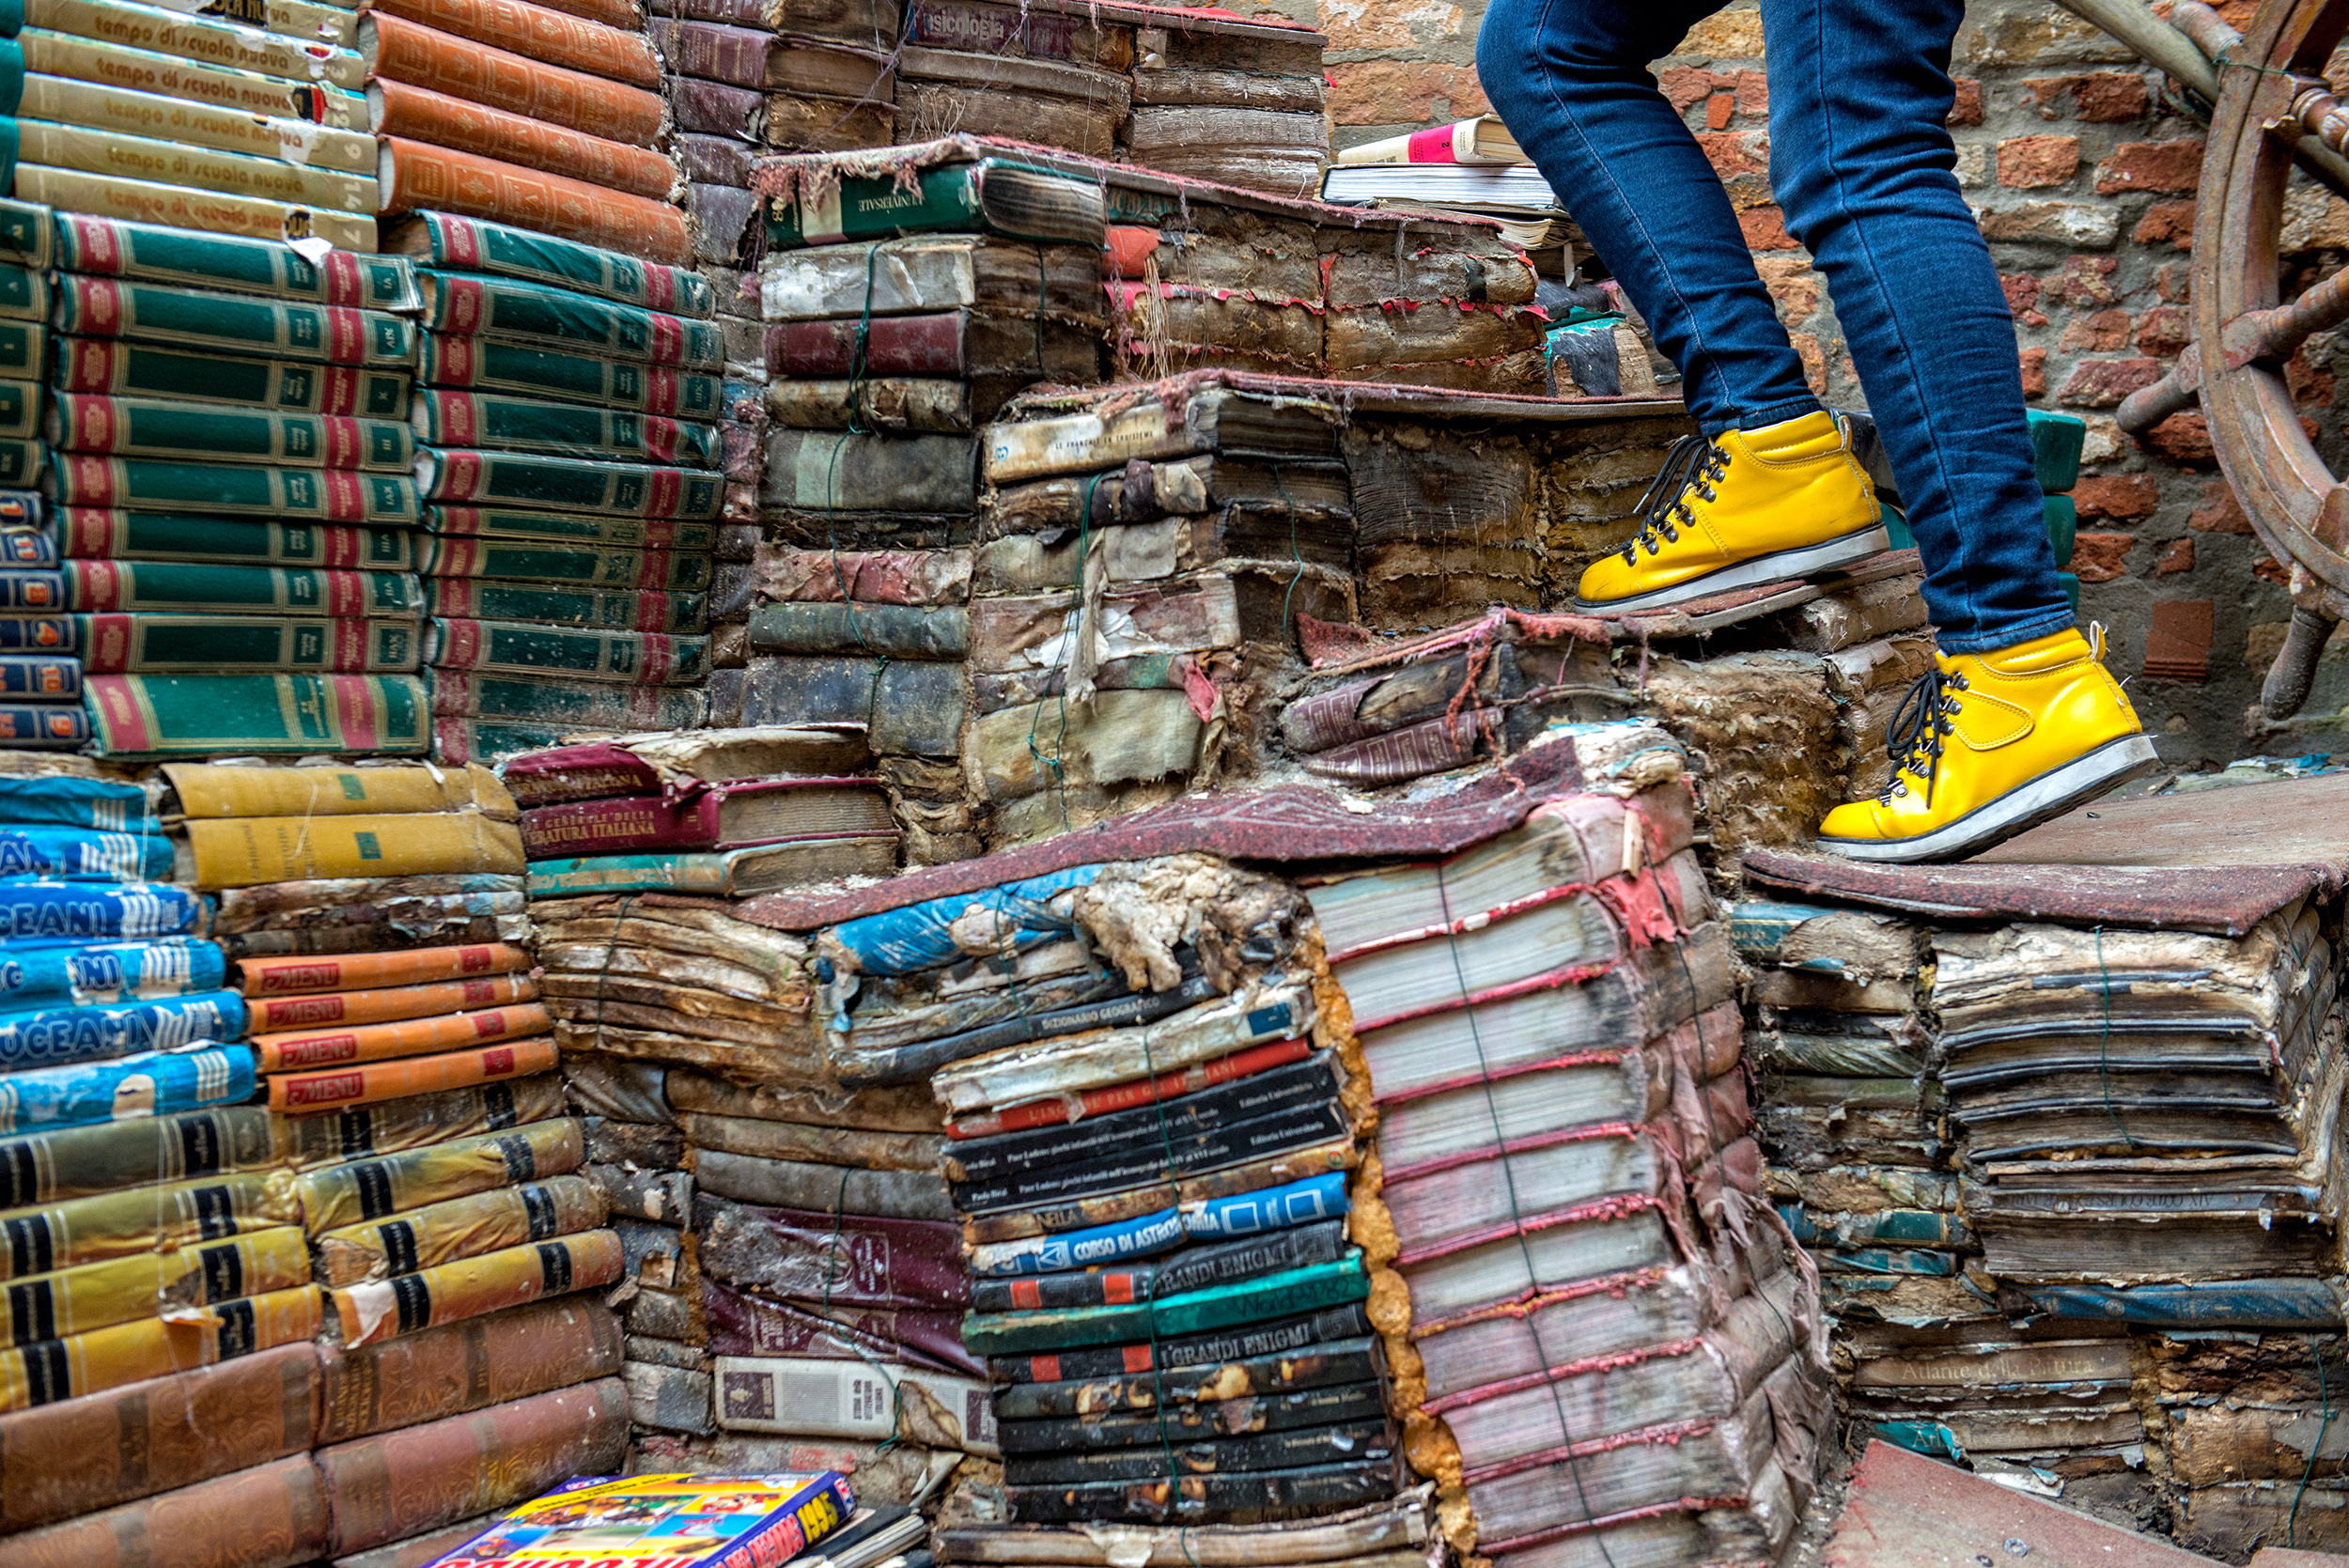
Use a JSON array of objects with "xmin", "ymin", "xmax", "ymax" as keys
[
  {"xmin": 0, "ymin": 572, "xmax": 61, "ymax": 612},
  {"xmin": 0, "ymin": 1045, "xmax": 257, "ymax": 1135},
  {"xmin": 0, "ymin": 879, "xmax": 207, "ymax": 939},
  {"xmin": 0, "ymin": 654, "xmax": 74, "ymax": 698},
  {"xmin": 827, "ymin": 864, "xmax": 1102, "ymax": 976},
  {"xmin": 969, "ymin": 1206, "xmax": 1188, "ymax": 1278},
  {"xmin": 0, "ymin": 938, "xmax": 227, "ymax": 1009},
  {"xmin": 0, "ymin": 529, "xmax": 54, "ymax": 567},
  {"xmin": 0, "ymin": 826, "xmax": 174, "ymax": 881},
  {"xmin": 0, "ymin": 989, "xmax": 246, "ymax": 1070},
  {"xmin": 0, "ymin": 775, "xmax": 159, "ymax": 831},
  {"xmin": 1180, "ymin": 1171, "xmax": 1350, "ymax": 1238},
  {"xmin": 0, "ymin": 703, "xmax": 86, "ymax": 746},
  {"xmin": 0, "ymin": 617, "xmax": 78, "ymax": 654}
]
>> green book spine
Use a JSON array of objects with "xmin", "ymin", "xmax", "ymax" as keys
[
  {"xmin": 421, "ymin": 271, "xmax": 723, "ymax": 370},
  {"xmin": 421, "ymin": 536, "xmax": 710, "ymax": 593},
  {"xmin": 0, "ymin": 438, "xmax": 44, "ymax": 486},
  {"xmin": 424, "ymin": 577, "xmax": 704, "ymax": 633},
  {"xmin": 765, "ymin": 163, "xmax": 985, "ymax": 249},
  {"xmin": 411, "ymin": 211, "xmax": 714, "ymax": 319},
  {"xmin": 427, "ymin": 668, "xmax": 705, "ymax": 726},
  {"xmin": 54, "ymin": 510, "xmax": 414, "ymax": 569},
  {"xmin": 0, "ymin": 320, "xmax": 40, "ymax": 378},
  {"xmin": 411, "ymin": 390, "xmax": 719, "ymax": 469},
  {"xmin": 64, "ymin": 559, "xmax": 423, "ymax": 616},
  {"xmin": 420, "ymin": 505, "xmax": 714, "ymax": 552},
  {"xmin": 958, "ymin": 1256, "xmax": 1371, "ymax": 1356},
  {"xmin": 50, "ymin": 395, "xmax": 412, "ymax": 472},
  {"xmin": 79, "ymin": 613, "xmax": 418, "ymax": 673},
  {"xmin": 53, "ymin": 213, "xmax": 420, "ymax": 310},
  {"xmin": 53, "ymin": 276, "xmax": 414, "ymax": 367},
  {"xmin": 54, "ymin": 337, "xmax": 412, "ymax": 419},
  {"xmin": 0, "ymin": 379, "xmax": 39, "ymax": 439},
  {"xmin": 431, "ymin": 715, "xmax": 573, "ymax": 766},
  {"xmin": 426, "ymin": 617, "xmax": 706, "ymax": 686},
  {"xmin": 416, "ymin": 449, "xmax": 722, "ymax": 520},
  {"xmin": 47, "ymin": 457, "xmax": 419, "ymax": 524},
  {"xmin": 524, "ymin": 851, "xmax": 737, "ymax": 896},
  {"xmin": 83, "ymin": 672, "xmax": 428, "ymax": 756},
  {"xmin": 0, "ymin": 261, "xmax": 46, "ymax": 321},
  {"xmin": 419, "ymin": 334, "xmax": 722, "ymax": 419},
  {"xmin": 0, "ymin": 197, "xmax": 52, "ymax": 269}
]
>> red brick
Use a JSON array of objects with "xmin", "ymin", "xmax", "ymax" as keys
[
  {"xmin": 2074, "ymin": 71, "xmax": 2154, "ymax": 121},
  {"xmin": 2255, "ymin": 551, "xmax": 2292, "ymax": 584},
  {"xmin": 1757, "ymin": 256, "xmax": 1820, "ymax": 322},
  {"xmin": 2042, "ymin": 255, "xmax": 2122, "ymax": 307},
  {"xmin": 2000, "ymin": 273, "xmax": 2042, "ymax": 314},
  {"xmin": 1705, "ymin": 92, "xmax": 1735, "ymax": 129},
  {"xmin": 1660, "ymin": 66, "xmax": 1720, "ymax": 112},
  {"xmin": 2019, "ymin": 346, "xmax": 2047, "ymax": 397},
  {"xmin": 2072, "ymin": 533, "xmax": 2136, "ymax": 582},
  {"xmin": 1326, "ymin": 60, "xmax": 1490, "ymax": 125},
  {"xmin": 1999, "ymin": 134, "xmax": 2080, "ymax": 188},
  {"xmin": 2058, "ymin": 357, "xmax": 2161, "ymax": 407},
  {"xmin": 1740, "ymin": 205, "xmax": 1799, "ymax": 251},
  {"xmin": 2059, "ymin": 308, "xmax": 2133, "ymax": 352},
  {"xmin": 2133, "ymin": 199, "xmax": 2196, "ymax": 248},
  {"xmin": 2095, "ymin": 139, "xmax": 2205, "ymax": 194},
  {"xmin": 2189, "ymin": 479, "xmax": 2253, "ymax": 535},
  {"xmin": 1791, "ymin": 332, "xmax": 1828, "ymax": 397},
  {"xmin": 2143, "ymin": 599, "xmax": 2214, "ymax": 682},
  {"xmin": 1950, "ymin": 77, "xmax": 1983, "ymax": 127},
  {"xmin": 2136, "ymin": 304, "xmax": 2191, "ymax": 357},
  {"xmin": 2290, "ymin": 350, "xmax": 2337, "ymax": 407},
  {"xmin": 2140, "ymin": 411, "xmax": 2215, "ymax": 464},
  {"xmin": 1696, "ymin": 130, "xmax": 1768, "ymax": 178},
  {"xmin": 2155, "ymin": 536, "xmax": 2196, "ymax": 575},
  {"xmin": 1733, "ymin": 70, "xmax": 1768, "ymax": 117},
  {"xmin": 2073, "ymin": 474, "xmax": 2159, "ymax": 520}
]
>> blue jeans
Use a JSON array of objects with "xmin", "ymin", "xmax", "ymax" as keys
[{"xmin": 1478, "ymin": 0, "xmax": 2075, "ymax": 653}]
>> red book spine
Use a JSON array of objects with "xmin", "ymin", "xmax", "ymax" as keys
[
  {"xmin": 648, "ymin": 19, "xmax": 772, "ymax": 88},
  {"xmin": 366, "ymin": 13, "xmax": 667, "ymax": 147},
  {"xmin": 371, "ymin": 0, "xmax": 661, "ymax": 86},
  {"xmin": 3, "ymin": 1456, "xmax": 331, "ymax": 1568},
  {"xmin": 520, "ymin": 791, "xmax": 719, "ymax": 857},
  {"xmin": 944, "ymin": 1036, "xmax": 1317, "ymax": 1139},
  {"xmin": 766, "ymin": 314, "xmax": 970, "ymax": 378}
]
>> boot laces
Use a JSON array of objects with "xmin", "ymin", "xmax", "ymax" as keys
[
  {"xmin": 1621, "ymin": 435, "xmax": 1731, "ymax": 562},
  {"xmin": 1879, "ymin": 666, "xmax": 1969, "ymax": 809}
]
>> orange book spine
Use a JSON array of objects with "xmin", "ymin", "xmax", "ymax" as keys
[
  {"xmin": 329, "ymin": 1231, "xmax": 623, "ymax": 1346},
  {"xmin": 248, "ymin": 973, "xmax": 541, "ymax": 1033},
  {"xmin": 365, "ymin": 11, "xmax": 667, "ymax": 147},
  {"xmin": 379, "ymin": 137, "xmax": 692, "ymax": 268},
  {"xmin": 371, "ymin": 78, "xmax": 676, "ymax": 200},
  {"xmin": 239, "ymin": 942, "xmax": 533, "ymax": 997},
  {"xmin": 371, "ymin": 0, "xmax": 659, "ymax": 86},
  {"xmin": 254, "ymin": 1002, "xmax": 554, "ymax": 1073},
  {"xmin": 526, "ymin": 0, "xmax": 645, "ymax": 29},
  {"xmin": 270, "ymin": 1037, "xmax": 561, "ymax": 1113}
]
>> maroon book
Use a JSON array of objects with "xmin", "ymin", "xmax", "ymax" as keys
[
  {"xmin": 767, "ymin": 314, "xmax": 972, "ymax": 379},
  {"xmin": 703, "ymin": 1279, "xmax": 986, "ymax": 1375},
  {"xmin": 693, "ymin": 1194, "xmax": 971, "ymax": 1310},
  {"xmin": 519, "ymin": 776, "xmax": 894, "ymax": 857},
  {"xmin": 501, "ymin": 731, "xmax": 873, "ymax": 808}
]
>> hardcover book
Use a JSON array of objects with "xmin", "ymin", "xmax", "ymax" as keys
[
  {"xmin": 46, "ymin": 458, "xmax": 420, "ymax": 526},
  {"xmin": 519, "ymin": 778, "xmax": 892, "ymax": 857},
  {"xmin": 0, "ymin": 1045, "xmax": 257, "ymax": 1135},
  {"xmin": 20, "ymin": 73, "xmax": 375, "ymax": 177},
  {"xmin": 499, "ymin": 727, "xmax": 872, "ymax": 805},
  {"xmin": 49, "ymin": 396, "xmax": 412, "ymax": 472},
  {"xmin": 76, "ymin": 614, "xmax": 420, "ymax": 675},
  {"xmin": 267, "ymin": 1035, "xmax": 560, "ymax": 1112},
  {"xmin": 412, "ymin": 391, "xmax": 720, "ymax": 469},
  {"xmin": 423, "ymin": 1471, "xmax": 857, "ymax": 1567},
  {"xmin": 419, "ymin": 272, "xmax": 724, "ymax": 368},
  {"xmin": 424, "ymin": 505, "xmax": 716, "ymax": 550},
  {"xmin": 82, "ymin": 672, "xmax": 429, "ymax": 756},
  {"xmin": 425, "ymin": 618, "xmax": 708, "ymax": 685},
  {"xmin": 389, "ymin": 212, "xmax": 715, "ymax": 317},
  {"xmin": 368, "ymin": 78, "xmax": 679, "ymax": 201},
  {"xmin": 425, "ymin": 578, "xmax": 706, "ymax": 633},
  {"xmin": 64, "ymin": 560, "xmax": 423, "ymax": 616},
  {"xmin": 763, "ymin": 156, "xmax": 1107, "ymax": 249},
  {"xmin": 14, "ymin": 117, "xmax": 378, "ymax": 215},
  {"xmin": 525, "ymin": 836, "xmax": 899, "ymax": 896},
  {"xmin": 357, "ymin": 10, "xmax": 667, "ymax": 147},
  {"xmin": 415, "ymin": 449, "xmax": 724, "ymax": 520},
  {"xmin": 428, "ymin": 670, "xmax": 707, "ymax": 729},
  {"xmin": 11, "ymin": 163, "xmax": 374, "ymax": 253},
  {"xmin": 420, "ymin": 335, "xmax": 724, "ymax": 417},
  {"xmin": 52, "ymin": 276, "xmax": 412, "ymax": 365},
  {"xmin": 0, "ymin": 936, "xmax": 224, "ymax": 1010},
  {"xmin": 54, "ymin": 340, "xmax": 411, "ymax": 419},
  {"xmin": 367, "ymin": 0, "xmax": 661, "ymax": 85},
  {"xmin": 54, "ymin": 511, "xmax": 414, "ymax": 569}
]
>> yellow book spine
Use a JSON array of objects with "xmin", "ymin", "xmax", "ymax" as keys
[
  {"xmin": 0, "ymin": 1171, "xmax": 303, "ymax": 1279},
  {"xmin": 12, "ymin": 118, "xmax": 377, "ymax": 214},
  {"xmin": 294, "ymin": 1115, "xmax": 583, "ymax": 1234},
  {"xmin": 10, "ymin": 164, "xmax": 377, "ymax": 254},
  {"xmin": 313, "ymin": 1173, "xmax": 608, "ymax": 1286},
  {"xmin": 164, "ymin": 762, "xmax": 515, "ymax": 820},
  {"xmin": 0, "ymin": 1227, "xmax": 311, "ymax": 1343},
  {"xmin": 0, "ymin": 1283, "xmax": 322, "ymax": 1413},
  {"xmin": 17, "ymin": 73, "xmax": 378, "ymax": 174},
  {"xmin": 272, "ymin": 1072, "xmax": 565, "ymax": 1168},
  {"xmin": 331, "ymin": 1229, "xmax": 621, "ymax": 1346},
  {"xmin": 183, "ymin": 812, "xmax": 526, "ymax": 889}
]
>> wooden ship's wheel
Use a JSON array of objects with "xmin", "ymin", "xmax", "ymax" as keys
[{"xmin": 2101, "ymin": 0, "xmax": 2349, "ymax": 716}]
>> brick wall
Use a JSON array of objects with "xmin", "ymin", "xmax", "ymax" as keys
[{"xmin": 1289, "ymin": 0, "xmax": 2349, "ymax": 770}]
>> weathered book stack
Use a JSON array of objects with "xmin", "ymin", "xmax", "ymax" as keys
[
  {"xmin": 344, "ymin": 0, "xmax": 692, "ymax": 263},
  {"xmin": 926, "ymin": 859, "xmax": 1388, "ymax": 1525},
  {"xmin": 29, "ymin": 215, "xmax": 436, "ymax": 759},
  {"xmin": 405, "ymin": 217, "xmax": 727, "ymax": 765},
  {"xmin": 0, "ymin": 210, "xmax": 75, "ymax": 750},
  {"xmin": 940, "ymin": 1489, "xmax": 1438, "ymax": 1568},
  {"xmin": 1123, "ymin": 8, "xmax": 1330, "ymax": 196},
  {"xmin": 12, "ymin": 0, "xmax": 378, "ymax": 249},
  {"xmin": 1325, "ymin": 739, "xmax": 1829, "ymax": 1568}
]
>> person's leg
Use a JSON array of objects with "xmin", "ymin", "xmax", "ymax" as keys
[
  {"xmin": 1476, "ymin": 0, "xmax": 1817, "ymax": 436},
  {"xmin": 1759, "ymin": 0, "xmax": 2072, "ymax": 654}
]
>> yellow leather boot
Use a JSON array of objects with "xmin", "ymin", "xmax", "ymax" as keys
[
  {"xmin": 1816, "ymin": 626, "xmax": 2158, "ymax": 863},
  {"xmin": 1575, "ymin": 411, "xmax": 1887, "ymax": 613}
]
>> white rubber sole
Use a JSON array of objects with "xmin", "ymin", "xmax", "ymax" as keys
[
  {"xmin": 1815, "ymin": 733, "xmax": 2163, "ymax": 864},
  {"xmin": 1573, "ymin": 522, "xmax": 1891, "ymax": 614}
]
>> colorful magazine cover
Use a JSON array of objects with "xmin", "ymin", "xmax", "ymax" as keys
[{"xmin": 426, "ymin": 1471, "xmax": 855, "ymax": 1568}]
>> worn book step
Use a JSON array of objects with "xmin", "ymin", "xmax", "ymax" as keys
[
  {"xmin": 419, "ymin": 270, "xmax": 723, "ymax": 369},
  {"xmin": 996, "ymin": 1340, "xmax": 1382, "ymax": 1423},
  {"xmin": 526, "ymin": 836, "xmax": 900, "ymax": 897},
  {"xmin": 1004, "ymin": 1459, "xmax": 1395, "ymax": 1524},
  {"xmin": 293, "ymin": 1117, "xmax": 582, "ymax": 1233},
  {"xmin": 1003, "ymin": 1418, "xmax": 1393, "ymax": 1486},
  {"xmin": 763, "ymin": 155, "xmax": 1108, "ymax": 251},
  {"xmin": 935, "ymin": 1489, "xmax": 1428, "ymax": 1564},
  {"xmin": 970, "ymin": 1221, "xmax": 1349, "ymax": 1312},
  {"xmin": 424, "ymin": 538, "xmax": 710, "ymax": 598},
  {"xmin": 314, "ymin": 1174, "xmax": 607, "ymax": 1286},
  {"xmin": 0, "ymin": 1280, "xmax": 319, "ymax": 1413},
  {"xmin": 693, "ymin": 1195, "xmax": 967, "ymax": 1309},
  {"xmin": 426, "ymin": 578, "xmax": 706, "ymax": 634},
  {"xmin": 760, "ymin": 233, "xmax": 1108, "ymax": 324},
  {"xmin": 960, "ymin": 1253, "xmax": 1368, "ymax": 1357},
  {"xmin": 701, "ymin": 1279, "xmax": 980, "ymax": 1374}
]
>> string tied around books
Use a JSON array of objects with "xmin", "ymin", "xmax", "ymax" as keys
[
  {"xmin": 2290, "ymin": 1334, "xmax": 2333, "ymax": 1547},
  {"xmin": 1023, "ymin": 472, "xmax": 1105, "ymax": 835},
  {"xmin": 587, "ymin": 893, "xmax": 641, "ymax": 1058}
]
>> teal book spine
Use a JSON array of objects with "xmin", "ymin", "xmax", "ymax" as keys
[
  {"xmin": 411, "ymin": 390, "xmax": 719, "ymax": 469},
  {"xmin": 54, "ymin": 337, "xmax": 412, "ymax": 420},
  {"xmin": 82, "ymin": 672, "xmax": 429, "ymax": 756},
  {"xmin": 524, "ymin": 851, "xmax": 738, "ymax": 896},
  {"xmin": 419, "ymin": 334, "xmax": 722, "ymax": 419},
  {"xmin": 78, "ymin": 613, "xmax": 418, "ymax": 674},
  {"xmin": 0, "ymin": 261, "xmax": 45, "ymax": 322},
  {"xmin": 54, "ymin": 511, "xmax": 414, "ymax": 570},
  {"xmin": 46, "ymin": 458, "xmax": 419, "ymax": 525},
  {"xmin": 416, "ymin": 449, "xmax": 723, "ymax": 521},
  {"xmin": 53, "ymin": 276, "xmax": 414, "ymax": 367},
  {"xmin": 426, "ymin": 617, "xmax": 706, "ymax": 686},
  {"xmin": 957, "ymin": 1255, "xmax": 1371, "ymax": 1356},
  {"xmin": 420, "ymin": 505, "xmax": 715, "ymax": 552},
  {"xmin": 0, "ymin": 320, "xmax": 41, "ymax": 378},
  {"xmin": 421, "ymin": 271, "xmax": 724, "ymax": 370},
  {"xmin": 0, "ymin": 197, "xmax": 51, "ymax": 268},
  {"xmin": 0, "ymin": 379, "xmax": 39, "ymax": 439},
  {"xmin": 424, "ymin": 577, "xmax": 704, "ymax": 633},
  {"xmin": 64, "ymin": 560, "xmax": 424, "ymax": 616},
  {"xmin": 50, "ymin": 395, "xmax": 412, "ymax": 472},
  {"xmin": 54, "ymin": 213, "xmax": 420, "ymax": 310},
  {"xmin": 420, "ymin": 536, "xmax": 709, "ymax": 593},
  {"xmin": 764, "ymin": 163, "xmax": 986, "ymax": 249},
  {"xmin": 411, "ymin": 212, "xmax": 715, "ymax": 318},
  {"xmin": 427, "ymin": 668, "xmax": 705, "ymax": 727}
]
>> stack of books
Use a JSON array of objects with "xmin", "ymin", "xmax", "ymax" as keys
[
  {"xmin": 894, "ymin": 0, "xmax": 1133, "ymax": 160},
  {"xmin": 941, "ymin": 1491, "xmax": 1437, "ymax": 1568},
  {"xmin": 406, "ymin": 219, "xmax": 726, "ymax": 765},
  {"xmin": 12, "ymin": 0, "xmax": 377, "ymax": 249},
  {"xmin": 340, "ymin": 0, "xmax": 691, "ymax": 262},
  {"xmin": 26, "ymin": 212, "xmax": 433, "ymax": 759},
  {"xmin": 1124, "ymin": 8, "xmax": 1330, "ymax": 197},
  {"xmin": 1323, "ymin": 116, "xmax": 1569, "ymax": 253},
  {"xmin": 660, "ymin": 0, "xmax": 899, "ymax": 165},
  {"xmin": 1322, "ymin": 747, "xmax": 1828, "ymax": 1568}
]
